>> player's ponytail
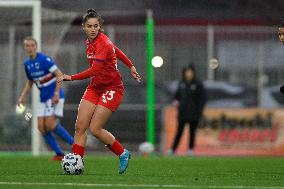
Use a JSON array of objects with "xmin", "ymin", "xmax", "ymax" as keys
[
  {"xmin": 279, "ymin": 21, "xmax": 284, "ymax": 28},
  {"xmin": 87, "ymin": 9, "xmax": 96, "ymax": 15},
  {"xmin": 82, "ymin": 9, "xmax": 104, "ymax": 32}
]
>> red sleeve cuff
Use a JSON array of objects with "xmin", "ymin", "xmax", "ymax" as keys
[{"xmin": 71, "ymin": 74, "xmax": 81, "ymax": 80}]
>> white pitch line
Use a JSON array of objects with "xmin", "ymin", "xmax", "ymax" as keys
[{"xmin": 0, "ymin": 182, "xmax": 283, "ymax": 189}]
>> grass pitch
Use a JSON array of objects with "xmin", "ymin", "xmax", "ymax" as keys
[{"xmin": 0, "ymin": 154, "xmax": 284, "ymax": 189}]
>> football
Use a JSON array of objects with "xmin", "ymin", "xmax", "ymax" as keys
[
  {"xmin": 61, "ymin": 153, "xmax": 84, "ymax": 175},
  {"xmin": 138, "ymin": 142, "xmax": 155, "ymax": 155}
]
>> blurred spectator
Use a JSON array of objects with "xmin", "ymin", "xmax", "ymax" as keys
[{"xmin": 168, "ymin": 64, "xmax": 207, "ymax": 155}]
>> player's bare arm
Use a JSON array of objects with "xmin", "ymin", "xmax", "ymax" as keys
[
  {"xmin": 18, "ymin": 80, "xmax": 33, "ymax": 106},
  {"xmin": 52, "ymin": 69, "xmax": 64, "ymax": 104}
]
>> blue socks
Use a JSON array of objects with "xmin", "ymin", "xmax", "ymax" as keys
[
  {"xmin": 54, "ymin": 124, "xmax": 74, "ymax": 145},
  {"xmin": 43, "ymin": 124, "xmax": 73, "ymax": 156},
  {"xmin": 43, "ymin": 132, "xmax": 64, "ymax": 156}
]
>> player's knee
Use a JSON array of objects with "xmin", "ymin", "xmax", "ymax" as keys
[
  {"xmin": 75, "ymin": 121, "xmax": 87, "ymax": 136},
  {"xmin": 45, "ymin": 125, "xmax": 55, "ymax": 132},
  {"xmin": 44, "ymin": 120, "xmax": 56, "ymax": 132},
  {"xmin": 90, "ymin": 127, "xmax": 101, "ymax": 138},
  {"xmin": 37, "ymin": 124, "xmax": 46, "ymax": 134}
]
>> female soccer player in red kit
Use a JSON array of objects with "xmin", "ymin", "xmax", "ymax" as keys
[{"xmin": 57, "ymin": 9, "xmax": 141, "ymax": 174}]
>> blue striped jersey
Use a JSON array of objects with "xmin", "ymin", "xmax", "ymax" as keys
[{"xmin": 24, "ymin": 53, "xmax": 64, "ymax": 102}]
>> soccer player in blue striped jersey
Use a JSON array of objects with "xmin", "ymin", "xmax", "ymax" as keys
[{"xmin": 18, "ymin": 36, "xmax": 74, "ymax": 160}]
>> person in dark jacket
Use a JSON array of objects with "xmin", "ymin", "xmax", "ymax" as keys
[{"xmin": 169, "ymin": 64, "xmax": 206, "ymax": 155}]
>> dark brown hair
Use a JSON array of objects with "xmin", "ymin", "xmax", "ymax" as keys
[
  {"xmin": 279, "ymin": 22, "xmax": 284, "ymax": 28},
  {"xmin": 82, "ymin": 9, "xmax": 104, "ymax": 31}
]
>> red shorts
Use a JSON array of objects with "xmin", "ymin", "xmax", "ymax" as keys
[{"xmin": 82, "ymin": 86, "xmax": 124, "ymax": 112}]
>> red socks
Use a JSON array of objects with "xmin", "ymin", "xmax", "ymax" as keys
[
  {"xmin": 72, "ymin": 140, "xmax": 124, "ymax": 157},
  {"xmin": 72, "ymin": 144, "xmax": 85, "ymax": 158},
  {"xmin": 106, "ymin": 140, "xmax": 124, "ymax": 156}
]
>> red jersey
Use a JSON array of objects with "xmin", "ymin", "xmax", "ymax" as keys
[{"xmin": 71, "ymin": 33, "xmax": 133, "ymax": 90}]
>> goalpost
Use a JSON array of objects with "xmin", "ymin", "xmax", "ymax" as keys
[{"xmin": 0, "ymin": 0, "xmax": 42, "ymax": 156}]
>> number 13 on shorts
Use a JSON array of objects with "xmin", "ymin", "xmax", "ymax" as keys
[
  {"xmin": 102, "ymin": 90, "xmax": 115, "ymax": 103},
  {"xmin": 98, "ymin": 89, "xmax": 124, "ymax": 112}
]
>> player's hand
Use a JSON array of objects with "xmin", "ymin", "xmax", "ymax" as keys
[
  {"xmin": 17, "ymin": 97, "xmax": 26, "ymax": 106},
  {"xmin": 52, "ymin": 92, "xmax": 59, "ymax": 105},
  {"xmin": 130, "ymin": 66, "xmax": 141, "ymax": 83},
  {"xmin": 57, "ymin": 74, "xmax": 72, "ymax": 83}
]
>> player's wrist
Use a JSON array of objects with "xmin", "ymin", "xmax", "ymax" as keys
[
  {"xmin": 70, "ymin": 75, "xmax": 74, "ymax": 81},
  {"xmin": 130, "ymin": 65, "xmax": 135, "ymax": 70},
  {"xmin": 19, "ymin": 95, "xmax": 26, "ymax": 101}
]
